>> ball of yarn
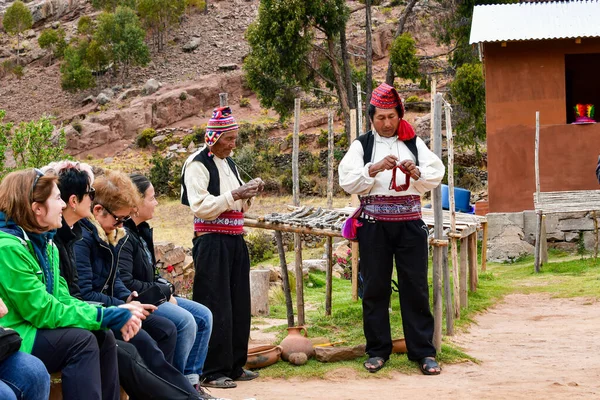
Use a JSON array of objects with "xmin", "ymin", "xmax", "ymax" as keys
[{"xmin": 288, "ymin": 352, "xmax": 308, "ymax": 366}]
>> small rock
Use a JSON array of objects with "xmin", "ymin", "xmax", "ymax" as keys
[
  {"xmin": 176, "ymin": 148, "xmax": 188, "ymax": 153},
  {"xmin": 118, "ymin": 88, "xmax": 141, "ymax": 101},
  {"xmin": 101, "ymin": 88, "xmax": 114, "ymax": 99},
  {"xmin": 104, "ymin": 157, "xmax": 114, "ymax": 164},
  {"xmin": 25, "ymin": 29, "xmax": 36, "ymax": 39},
  {"xmin": 182, "ymin": 38, "xmax": 201, "ymax": 52},
  {"xmin": 82, "ymin": 95, "xmax": 95, "ymax": 106},
  {"xmin": 186, "ymin": 141, "xmax": 196, "ymax": 152},
  {"xmin": 315, "ymin": 344, "xmax": 366, "ymax": 363},
  {"xmin": 112, "ymin": 85, "xmax": 122, "ymax": 93},
  {"xmin": 52, "ymin": 22, "xmax": 61, "ymax": 29},
  {"xmin": 218, "ymin": 63, "xmax": 238, "ymax": 71},
  {"xmin": 96, "ymin": 93, "xmax": 111, "ymax": 105},
  {"xmin": 168, "ymin": 144, "xmax": 179, "ymax": 151},
  {"xmin": 142, "ymin": 78, "xmax": 160, "ymax": 95},
  {"xmin": 288, "ymin": 352, "xmax": 308, "ymax": 366}
]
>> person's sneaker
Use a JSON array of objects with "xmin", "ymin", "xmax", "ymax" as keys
[{"xmin": 194, "ymin": 384, "xmax": 229, "ymax": 400}]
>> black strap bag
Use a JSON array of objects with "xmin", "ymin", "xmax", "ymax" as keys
[{"xmin": 0, "ymin": 327, "xmax": 22, "ymax": 363}]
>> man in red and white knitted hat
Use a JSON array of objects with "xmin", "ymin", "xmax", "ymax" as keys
[
  {"xmin": 338, "ymin": 83, "xmax": 445, "ymax": 375},
  {"xmin": 181, "ymin": 106, "xmax": 264, "ymax": 390}
]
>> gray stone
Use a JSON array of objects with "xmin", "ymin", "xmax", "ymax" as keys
[
  {"xmin": 182, "ymin": 38, "xmax": 201, "ymax": 52},
  {"xmin": 25, "ymin": 29, "xmax": 36, "ymax": 39},
  {"xmin": 142, "ymin": 79, "xmax": 160, "ymax": 95},
  {"xmin": 52, "ymin": 22, "xmax": 61, "ymax": 29},
  {"xmin": 168, "ymin": 144, "xmax": 179, "ymax": 151},
  {"xmin": 288, "ymin": 352, "xmax": 308, "ymax": 366},
  {"xmin": 101, "ymin": 88, "xmax": 114, "ymax": 99},
  {"xmin": 118, "ymin": 88, "xmax": 141, "ymax": 101},
  {"xmin": 546, "ymin": 231, "xmax": 565, "ymax": 242},
  {"xmin": 303, "ymin": 259, "xmax": 327, "ymax": 273},
  {"xmin": 96, "ymin": 93, "xmax": 111, "ymax": 105},
  {"xmin": 486, "ymin": 213, "xmax": 525, "ymax": 241},
  {"xmin": 82, "ymin": 95, "xmax": 95, "ymax": 105},
  {"xmin": 162, "ymin": 246, "xmax": 186, "ymax": 266},
  {"xmin": 154, "ymin": 242, "xmax": 175, "ymax": 262},
  {"xmin": 186, "ymin": 141, "xmax": 196, "ymax": 152},
  {"xmin": 522, "ymin": 210, "xmax": 537, "ymax": 245},
  {"xmin": 487, "ymin": 239, "xmax": 534, "ymax": 263},
  {"xmin": 103, "ymin": 157, "xmax": 113, "ymax": 164},
  {"xmin": 564, "ymin": 232, "xmax": 580, "ymax": 243},
  {"xmin": 584, "ymin": 231, "xmax": 599, "ymax": 251},
  {"xmin": 151, "ymin": 135, "xmax": 167, "ymax": 144},
  {"xmin": 315, "ymin": 344, "xmax": 366, "ymax": 363},
  {"xmin": 218, "ymin": 63, "xmax": 238, "ymax": 71},
  {"xmin": 176, "ymin": 148, "xmax": 188, "ymax": 153},
  {"xmin": 550, "ymin": 242, "xmax": 577, "ymax": 253},
  {"xmin": 557, "ymin": 217, "xmax": 595, "ymax": 231}
]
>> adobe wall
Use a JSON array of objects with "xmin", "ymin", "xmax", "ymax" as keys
[{"xmin": 484, "ymin": 39, "xmax": 600, "ymax": 213}]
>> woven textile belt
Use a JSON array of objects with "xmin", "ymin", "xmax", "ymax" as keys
[
  {"xmin": 360, "ymin": 195, "xmax": 422, "ymax": 222},
  {"xmin": 194, "ymin": 210, "xmax": 244, "ymax": 235}
]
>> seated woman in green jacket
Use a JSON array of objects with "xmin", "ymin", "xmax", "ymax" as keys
[{"xmin": 0, "ymin": 169, "xmax": 142, "ymax": 400}]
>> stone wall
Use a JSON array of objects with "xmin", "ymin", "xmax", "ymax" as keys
[
  {"xmin": 487, "ymin": 211, "xmax": 599, "ymax": 262},
  {"xmin": 154, "ymin": 242, "xmax": 194, "ymax": 297}
]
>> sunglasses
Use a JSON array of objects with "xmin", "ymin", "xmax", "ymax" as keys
[
  {"xmin": 85, "ymin": 187, "xmax": 96, "ymax": 201},
  {"xmin": 30, "ymin": 168, "xmax": 44, "ymax": 202},
  {"xmin": 99, "ymin": 204, "xmax": 131, "ymax": 226}
]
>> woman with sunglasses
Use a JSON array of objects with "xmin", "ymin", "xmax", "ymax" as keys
[
  {"xmin": 121, "ymin": 173, "xmax": 213, "ymax": 393},
  {"xmin": 0, "ymin": 169, "xmax": 141, "ymax": 400},
  {"xmin": 73, "ymin": 169, "xmax": 207, "ymax": 398},
  {"xmin": 49, "ymin": 162, "xmax": 213, "ymax": 400}
]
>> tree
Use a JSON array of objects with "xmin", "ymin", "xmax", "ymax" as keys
[
  {"xmin": 0, "ymin": 110, "xmax": 69, "ymax": 179},
  {"xmin": 94, "ymin": 7, "xmax": 150, "ymax": 80},
  {"xmin": 60, "ymin": 42, "xmax": 96, "ymax": 92},
  {"xmin": 384, "ymin": 0, "xmax": 419, "ymax": 85},
  {"xmin": 77, "ymin": 15, "xmax": 95, "ymax": 37},
  {"xmin": 138, "ymin": 0, "xmax": 186, "ymax": 52},
  {"xmin": 38, "ymin": 28, "xmax": 67, "ymax": 65},
  {"xmin": 2, "ymin": 1, "xmax": 33, "ymax": 66},
  {"xmin": 244, "ymin": 0, "xmax": 354, "ymax": 139},
  {"xmin": 91, "ymin": 0, "xmax": 136, "ymax": 11},
  {"xmin": 389, "ymin": 33, "xmax": 421, "ymax": 83},
  {"xmin": 449, "ymin": 62, "xmax": 486, "ymax": 151}
]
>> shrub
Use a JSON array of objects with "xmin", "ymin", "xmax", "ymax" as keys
[
  {"xmin": 179, "ymin": 91, "xmax": 187, "ymax": 101},
  {"xmin": 239, "ymin": 97, "xmax": 250, "ymax": 108},
  {"xmin": 181, "ymin": 134, "xmax": 194, "ymax": 149},
  {"xmin": 405, "ymin": 95, "xmax": 422, "ymax": 103},
  {"xmin": 317, "ymin": 129, "xmax": 328, "ymax": 147},
  {"xmin": 245, "ymin": 230, "xmax": 274, "ymax": 265},
  {"xmin": 450, "ymin": 62, "xmax": 486, "ymax": 150},
  {"xmin": 136, "ymin": 127, "xmax": 156, "ymax": 148},
  {"xmin": 390, "ymin": 32, "xmax": 421, "ymax": 83}
]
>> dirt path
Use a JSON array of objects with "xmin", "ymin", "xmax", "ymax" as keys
[{"xmin": 209, "ymin": 294, "xmax": 600, "ymax": 400}]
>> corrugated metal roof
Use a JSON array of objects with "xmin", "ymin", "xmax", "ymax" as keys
[{"xmin": 470, "ymin": 1, "xmax": 600, "ymax": 44}]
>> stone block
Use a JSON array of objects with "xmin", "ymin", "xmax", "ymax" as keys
[
  {"xmin": 154, "ymin": 241, "xmax": 174, "ymax": 262},
  {"xmin": 522, "ymin": 210, "xmax": 537, "ymax": 245},
  {"xmin": 315, "ymin": 344, "xmax": 366, "ymax": 362},
  {"xmin": 303, "ymin": 259, "xmax": 327, "ymax": 273},
  {"xmin": 486, "ymin": 212, "xmax": 524, "ymax": 240},
  {"xmin": 546, "ymin": 231, "xmax": 565, "ymax": 242},
  {"xmin": 549, "ymin": 242, "xmax": 577, "ymax": 253},
  {"xmin": 162, "ymin": 246, "xmax": 186, "ymax": 266},
  {"xmin": 557, "ymin": 217, "xmax": 595, "ymax": 231},
  {"xmin": 584, "ymin": 231, "xmax": 599, "ymax": 252},
  {"xmin": 564, "ymin": 232, "xmax": 580, "ymax": 243}
]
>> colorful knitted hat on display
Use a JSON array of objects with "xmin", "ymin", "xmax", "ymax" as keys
[
  {"xmin": 573, "ymin": 104, "xmax": 596, "ymax": 124},
  {"xmin": 370, "ymin": 83, "xmax": 415, "ymax": 141},
  {"xmin": 205, "ymin": 106, "xmax": 238, "ymax": 146}
]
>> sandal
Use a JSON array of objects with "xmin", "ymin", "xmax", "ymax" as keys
[
  {"xmin": 235, "ymin": 369, "xmax": 259, "ymax": 381},
  {"xmin": 419, "ymin": 357, "xmax": 441, "ymax": 375},
  {"xmin": 363, "ymin": 356, "xmax": 385, "ymax": 373},
  {"xmin": 201, "ymin": 377, "xmax": 237, "ymax": 389}
]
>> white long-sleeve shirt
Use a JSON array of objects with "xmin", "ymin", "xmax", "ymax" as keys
[
  {"xmin": 183, "ymin": 150, "xmax": 252, "ymax": 221},
  {"xmin": 338, "ymin": 130, "xmax": 445, "ymax": 197}
]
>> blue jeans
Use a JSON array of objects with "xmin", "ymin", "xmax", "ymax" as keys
[
  {"xmin": 0, "ymin": 351, "xmax": 50, "ymax": 400},
  {"xmin": 154, "ymin": 298, "xmax": 212, "ymax": 385}
]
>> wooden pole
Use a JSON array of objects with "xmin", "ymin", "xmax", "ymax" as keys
[
  {"xmin": 357, "ymin": 83, "xmax": 363, "ymax": 136},
  {"xmin": 593, "ymin": 211, "xmax": 599, "ymax": 259},
  {"xmin": 442, "ymin": 240, "xmax": 453, "ymax": 335},
  {"xmin": 445, "ymin": 102, "xmax": 460, "ymax": 320},
  {"xmin": 275, "ymin": 231, "xmax": 294, "ymax": 327},
  {"xmin": 468, "ymin": 232, "xmax": 478, "ymax": 292},
  {"xmin": 293, "ymin": 98, "xmax": 305, "ymax": 325},
  {"xmin": 534, "ymin": 111, "xmax": 542, "ymax": 273},
  {"xmin": 430, "ymin": 79, "xmax": 437, "ymax": 149},
  {"xmin": 459, "ymin": 237, "xmax": 468, "ymax": 309},
  {"xmin": 541, "ymin": 215, "xmax": 548, "ymax": 264},
  {"xmin": 325, "ymin": 111, "xmax": 335, "ymax": 316},
  {"xmin": 219, "ymin": 92, "xmax": 228, "ymax": 107},
  {"xmin": 431, "ymin": 93, "xmax": 443, "ymax": 352},
  {"xmin": 481, "ymin": 221, "xmax": 488, "ymax": 272},
  {"xmin": 350, "ymin": 109, "xmax": 360, "ymax": 301}
]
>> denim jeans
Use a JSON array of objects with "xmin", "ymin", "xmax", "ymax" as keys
[
  {"xmin": 0, "ymin": 351, "xmax": 50, "ymax": 400},
  {"xmin": 154, "ymin": 298, "xmax": 213, "ymax": 384}
]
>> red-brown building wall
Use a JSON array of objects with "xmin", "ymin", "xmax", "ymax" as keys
[{"xmin": 484, "ymin": 39, "xmax": 600, "ymax": 212}]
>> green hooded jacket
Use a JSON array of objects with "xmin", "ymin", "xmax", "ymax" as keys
[{"xmin": 0, "ymin": 229, "xmax": 104, "ymax": 353}]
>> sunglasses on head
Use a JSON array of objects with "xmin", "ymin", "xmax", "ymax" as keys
[
  {"xmin": 30, "ymin": 168, "xmax": 44, "ymax": 202},
  {"xmin": 85, "ymin": 187, "xmax": 96, "ymax": 201},
  {"xmin": 99, "ymin": 204, "xmax": 131, "ymax": 226}
]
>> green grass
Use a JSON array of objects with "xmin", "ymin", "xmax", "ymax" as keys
[{"xmin": 254, "ymin": 252, "xmax": 600, "ymax": 378}]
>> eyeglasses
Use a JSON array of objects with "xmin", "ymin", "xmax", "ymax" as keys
[
  {"xmin": 99, "ymin": 204, "xmax": 131, "ymax": 226},
  {"xmin": 85, "ymin": 187, "xmax": 96, "ymax": 201},
  {"xmin": 30, "ymin": 168, "xmax": 44, "ymax": 202}
]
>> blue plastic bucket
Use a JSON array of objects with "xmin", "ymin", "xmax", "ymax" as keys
[{"xmin": 441, "ymin": 184, "xmax": 473, "ymax": 213}]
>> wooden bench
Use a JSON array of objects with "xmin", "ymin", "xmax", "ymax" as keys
[
  {"xmin": 50, "ymin": 372, "xmax": 128, "ymax": 400},
  {"xmin": 533, "ymin": 190, "xmax": 600, "ymax": 270}
]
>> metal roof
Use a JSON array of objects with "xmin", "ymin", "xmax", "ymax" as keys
[{"xmin": 470, "ymin": 1, "xmax": 600, "ymax": 44}]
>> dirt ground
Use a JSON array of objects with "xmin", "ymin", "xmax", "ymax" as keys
[{"xmin": 208, "ymin": 293, "xmax": 600, "ymax": 400}]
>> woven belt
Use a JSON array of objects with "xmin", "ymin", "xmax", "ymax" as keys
[
  {"xmin": 194, "ymin": 210, "xmax": 244, "ymax": 235},
  {"xmin": 360, "ymin": 195, "xmax": 422, "ymax": 222}
]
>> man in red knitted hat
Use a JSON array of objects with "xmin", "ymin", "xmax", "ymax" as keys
[
  {"xmin": 338, "ymin": 83, "xmax": 445, "ymax": 375},
  {"xmin": 181, "ymin": 106, "xmax": 264, "ymax": 390}
]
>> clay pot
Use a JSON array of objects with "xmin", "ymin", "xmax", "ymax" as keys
[
  {"xmin": 392, "ymin": 338, "xmax": 407, "ymax": 354},
  {"xmin": 244, "ymin": 345, "xmax": 282, "ymax": 369},
  {"xmin": 280, "ymin": 326, "xmax": 315, "ymax": 361}
]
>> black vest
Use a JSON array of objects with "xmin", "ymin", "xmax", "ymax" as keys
[
  {"xmin": 356, "ymin": 131, "xmax": 419, "ymax": 166},
  {"xmin": 181, "ymin": 147, "xmax": 242, "ymax": 205}
]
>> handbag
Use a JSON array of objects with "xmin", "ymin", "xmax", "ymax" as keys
[
  {"xmin": 341, "ymin": 205, "xmax": 364, "ymax": 242},
  {"xmin": 136, "ymin": 285, "xmax": 167, "ymax": 307},
  {"xmin": 0, "ymin": 327, "xmax": 22, "ymax": 363}
]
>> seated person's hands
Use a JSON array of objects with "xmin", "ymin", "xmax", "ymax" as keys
[
  {"xmin": 120, "ymin": 315, "xmax": 142, "ymax": 342},
  {"xmin": 0, "ymin": 297, "xmax": 8, "ymax": 318},
  {"xmin": 122, "ymin": 301, "xmax": 157, "ymax": 317}
]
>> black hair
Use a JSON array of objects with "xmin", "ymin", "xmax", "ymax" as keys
[
  {"xmin": 57, "ymin": 168, "xmax": 91, "ymax": 204},
  {"xmin": 129, "ymin": 173, "xmax": 152, "ymax": 196},
  {"xmin": 367, "ymin": 103, "xmax": 404, "ymax": 122}
]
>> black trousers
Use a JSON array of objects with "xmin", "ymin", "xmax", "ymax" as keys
[
  {"xmin": 116, "ymin": 340, "xmax": 198, "ymax": 400},
  {"xmin": 138, "ymin": 313, "xmax": 177, "ymax": 364},
  {"xmin": 357, "ymin": 218, "xmax": 436, "ymax": 362},
  {"xmin": 112, "ymin": 326, "xmax": 197, "ymax": 396},
  {"xmin": 32, "ymin": 328, "xmax": 119, "ymax": 400},
  {"xmin": 192, "ymin": 233, "xmax": 251, "ymax": 381}
]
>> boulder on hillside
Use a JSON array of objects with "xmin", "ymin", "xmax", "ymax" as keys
[
  {"xmin": 182, "ymin": 38, "xmax": 201, "ymax": 52},
  {"xmin": 118, "ymin": 88, "xmax": 141, "ymax": 101},
  {"xmin": 142, "ymin": 79, "xmax": 160, "ymax": 96},
  {"xmin": 96, "ymin": 93, "xmax": 111, "ymax": 106}
]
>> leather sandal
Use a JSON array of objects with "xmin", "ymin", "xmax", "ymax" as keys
[
  {"xmin": 363, "ymin": 356, "xmax": 385, "ymax": 373},
  {"xmin": 201, "ymin": 377, "xmax": 237, "ymax": 389},
  {"xmin": 419, "ymin": 357, "xmax": 441, "ymax": 375},
  {"xmin": 235, "ymin": 369, "xmax": 259, "ymax": 381}
]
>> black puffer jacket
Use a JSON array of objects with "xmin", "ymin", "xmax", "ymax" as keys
[
  {"xmin": 121, "ymin": 220, "xmax": 172, "ymax": 300},
  {"xmin": 54, "ymin": 217, "xmax": 84, "ymax": 300}
]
